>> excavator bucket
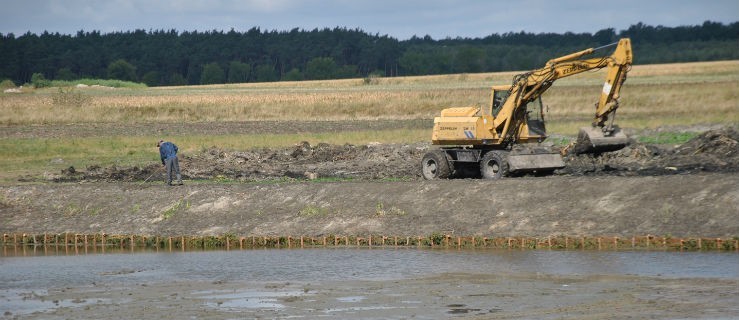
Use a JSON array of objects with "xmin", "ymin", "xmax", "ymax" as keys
[{"xmin": 572, "ymin": 126, "xmax": 629, "ymax": 154}]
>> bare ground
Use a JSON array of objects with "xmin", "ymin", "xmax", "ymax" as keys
[
  {"xmin": 2, "ymin": 126, "xmax": 738, "ymax": 238},
  {"xmin": 39, "ymin": 126, "xmax": 739, "ymax": 182}
]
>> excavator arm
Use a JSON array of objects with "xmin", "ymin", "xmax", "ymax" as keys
[
  {"xmin": 497, "ymin": 38, "xmax": 632, "ymax": 151},
  {"xmin": 511, "ymin": 38, "xmax": 632, "ymax": 129}
]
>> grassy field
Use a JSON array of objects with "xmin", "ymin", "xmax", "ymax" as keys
[{"xmin": 1, "ymin": 60, "xmax": 737, "ymax": 181}]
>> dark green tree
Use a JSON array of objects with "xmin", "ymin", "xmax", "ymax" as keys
[
  {"xmin": 227, "ymin": 61, "xmax": 251, "ymax": 83},
  {"xmin": 282, "ymin": 68, "xmax": 303, "ymax": 81},
  {"xmin": 305, "ymin": 57, "xmax": 338, "ymax": 80},
  {"xmin": 454, "ymin": 46, "xmax": 484, "ymax": 73},
  {"xmin": 107, "ymin": 59, "xmax": 137, "ymax": 81},
  {"xmin": 31, "ymin": 72, "xmax": 50, "ymax": 88},
  {"xmin": 0, "ymin": 22, "xmax": 737, "ymax": 86},
  {"xmin": 200, "ymin": 62, "xmax": 224, "ymax": 84},
  {"xmin": 169, "ymin": 73, "xmax": 187, "ymax": 86},
  {"xmin": 253, "ymin": 64, "xmax": 278, "ymax": 82},
  {"xmin": 141, "ymin": 71, "xmax": 160, "ymax": 86},
  {"xmin": 55, "ymin": 67, "xmax": 76, "ymax": 81}
]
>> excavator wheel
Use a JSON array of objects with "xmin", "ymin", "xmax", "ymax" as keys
[
  {"xmin": 421, "ymin": 150, "xmax": 451, "ymax": 180},
  {"xmin": 480, "ymin": 151, "xmax": 508, "ymax": 179}
]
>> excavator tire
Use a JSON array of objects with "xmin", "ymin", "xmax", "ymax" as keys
[
  {"xmin": 480, "ymin": 151, "xmax": 508, "ymax": 179},
  {"xmin": 421, "ymin": 150, "xmax": 452, "ymax": 180}
]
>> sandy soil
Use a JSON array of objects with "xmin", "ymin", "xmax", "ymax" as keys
[{"xmin": 6, "ymin": 273, "xmax": 738, "ymax": 319}]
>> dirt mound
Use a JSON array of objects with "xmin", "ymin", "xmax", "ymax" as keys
[
  {"xmin": 562, "ymin": 127, "xmax": 739, "ymax": 176},
  {"xmin": 43, "ymin": 128, "xmax": 738, "ymax": 182},
  {"xmin": 184, "ymin": 142, "xmax": 429, "ymax": 181},
  {"xmin": 49, "ymin": 164, "xmax": 162, "ymax": 182},
  {"xmin": 42, "ymin": 142, "xmax": 430, "ymax": 182}
]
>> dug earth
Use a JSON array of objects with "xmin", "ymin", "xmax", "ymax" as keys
[{"xmin": 1, "ymin": 127, "xmax": 738, "ymax": 238}]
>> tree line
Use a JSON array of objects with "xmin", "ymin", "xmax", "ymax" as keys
[{"xmin": 0, "ymin": 21, "xmax": 737, "ymax": 87}]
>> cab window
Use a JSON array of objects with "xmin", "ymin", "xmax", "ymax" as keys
[{"xmin": 491, "ymin": 90, "xmax": 509, "ymax": 116}]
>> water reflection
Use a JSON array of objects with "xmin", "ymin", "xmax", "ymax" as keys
[{"xmin": 1, "ymin": 247, "xmax": 737, "ymax": 291}]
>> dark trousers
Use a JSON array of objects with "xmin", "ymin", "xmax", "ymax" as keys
[{"xmin": 165, "ymin": 156, "xmax": 181, "ymax": 185}]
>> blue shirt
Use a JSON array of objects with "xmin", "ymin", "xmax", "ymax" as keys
[{"xmin": 159, "ymin": 142, "xmax": 178, "ymax": 164}]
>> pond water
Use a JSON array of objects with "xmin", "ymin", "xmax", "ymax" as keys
[
  {"xmin": 2, "ymin": 247, "xmax": 737, "ymax": 290},
  {"xmin": 2, "ymin": 247, "xmax": 738, "ymax": 318}
]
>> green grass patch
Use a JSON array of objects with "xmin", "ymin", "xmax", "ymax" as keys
[
  {"xmin": 298, "ymin": 205, "xmax": 331, "ymax": 217},
  {"xmin": 637, "ymin": 132, "xmax": 699, "ymax": 145},
  {"xmin": 162, "ymin": 198, "xmax": 190, "ymax": 220}
]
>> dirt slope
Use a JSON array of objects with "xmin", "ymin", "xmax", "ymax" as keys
[{"xmin": 2, "ymin": 173, "xmax": 737, "ymax": 237}]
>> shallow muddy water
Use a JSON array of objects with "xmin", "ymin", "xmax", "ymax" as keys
[
  {"xmin": 2, "ymin": 248, "xmax": 738, "ymax": 288},
  {"xmin": 1, "ymin": 248, "xmax": 738, "ymax": 319}
]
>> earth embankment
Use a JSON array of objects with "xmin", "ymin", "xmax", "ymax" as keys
[{"xmin": 2, "ymin": 173, "xmax": 737, "ymax": 237}]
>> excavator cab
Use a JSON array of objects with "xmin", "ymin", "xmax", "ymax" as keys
[
  {"xmin": 525, "ymin": 97, "xmax": 546, "ymax": 137},
  {"xmin": 491, "ymin": 89, "xmax": 509, "ymax": 117},
  {"xmin": 489, "ymin": 86, "xmax": 546, "ymax": 140}
]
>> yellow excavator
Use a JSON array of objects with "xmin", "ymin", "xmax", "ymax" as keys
[{"xmin": 422, "ymin": 38, "xmax": 633, "ymax": 179}]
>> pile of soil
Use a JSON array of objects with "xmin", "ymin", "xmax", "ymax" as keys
[
  {"xmin": 185, "ymin": 142, "xmax": 429, "ymax": 181},
  {"xmin": 563, "ymin": 127, "xmax": 739, "ymax": 176},
  {"xmin": 46, "ymin": 127, "xmax": 738, "ymax": 182}
]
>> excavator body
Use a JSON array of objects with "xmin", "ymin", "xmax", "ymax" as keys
[{"xmin": 422, "ymin": 38, "xmax": 633, "ymax": 180}]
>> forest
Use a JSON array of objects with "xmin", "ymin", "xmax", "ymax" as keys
[{"xmin": 0, "ymin": 21, "xmax": 737, "ymax": 87}]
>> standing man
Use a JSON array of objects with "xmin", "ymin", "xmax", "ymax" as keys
[{"xmin": 158, "ymin": 140, "xmax": 183, "ymax": 186}]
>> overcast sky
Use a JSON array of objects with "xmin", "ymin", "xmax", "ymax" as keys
[{"xmin": 2, "ymin": 0, "xmax": 737, "ymax": 40}]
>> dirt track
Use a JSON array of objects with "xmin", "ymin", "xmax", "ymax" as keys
[{"xmin": 2, "ymin": 127, "xmax": 738, "ymax": 238}]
